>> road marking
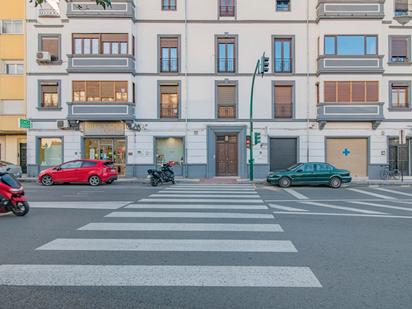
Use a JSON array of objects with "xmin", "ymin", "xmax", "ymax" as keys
[
  {"xmin": 283, "ymin": 189, "xmax": 309, "ymax": 200},
  {"xmin": 301, "ymin": 201, "xmax": 386, "ymax": 215},
  {"xmin": 161, "ymin": 190, "xmax": 257, "ymax": 194},
  {"xmin": 265, "ymin": 198, "xmax": 412, "ymax": 203},
  {"xmin": 348, "ymin": 188, "xmax": 395, "ymax": 200},
  {"xmin": 105, "ymin": 211, "xmax": 274, "ymax": 219},
  {"xmin": 268, "ymin": 204, "xmax": 308, "ymax": 212},
  {"xmin": 0, "ymin": 265, "xmax": 321, "ymax": 287},
  {"xmin": 149, "ymin": 194, "xmax": 259, "ymax": 198},
  {"xmin": 173, "ymin": 185, "xmax": 253, "ymax": 188},
  {"xmin": 30, "ymin": 202, "xmax": 130, "ymax": 210},
  {"xmin": 263, "ymin": 186, "xmax": 280, "ymax": 192},
  {"xmin": 78, "ymin": 222, "xmax": 283, "ymax": 232},
  {"xmin": 37, "ymin": 239, "xmax": 296, "ymax": 253},
  {"xmin": 272, "ymin": 211, "xmax": 412, "ymax": 219},
  {"xmin": 126, "ymin": 204, "xmax": 269, "ymax": 210},
  {"xmin": 374, "ymin": 187, "xmax": 412, "ymax": 197},
  {"xmin": 139, "ymin": 198, "xmax": 264, "ymax": 204},
  {"xmin": 350, "ymin": 201, "xmax": 412, "ymax": 212}
]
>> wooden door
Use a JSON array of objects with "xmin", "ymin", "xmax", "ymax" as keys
[{"xmin": 216, "ymin": 135, "xmax": 238, "ymax": 176}]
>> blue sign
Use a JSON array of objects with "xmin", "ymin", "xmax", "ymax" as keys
[{"xmin": 342, "ymin": 148, "xmax": 351, "ymax": 157}]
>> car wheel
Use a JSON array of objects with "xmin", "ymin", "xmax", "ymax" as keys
[
  {"xmin": 330, "ymin": 177, "xmax": 342, "ymax": 189},
  {"xmin": 279, "ymin": 177, "xmax": 291, "ymax": 188},
  {"xmin": 41, "ymin": 175, "xmax": 54, "ymax": 186},
  {"xmin": 89, "ymin": 175, "xmax": 101, "ymax": 186},
  {"xmin": 106, "ymin": 179, "xmax": 114, "ymax": 185}
]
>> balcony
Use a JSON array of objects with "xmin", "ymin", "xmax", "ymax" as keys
[
  {"xmin": 219, "ymin": 6, "xmax": 235, "ymax": 17},
  {"xmin": 66, "ymin": 1, "xmax": 135, "ymax": 19},
  {"xmin": 394, "ymin": 1, "xmax": 412, "ymax": 24},
  {"xmin": 67, "ymin": 102, "xmax": 135, "ymax": 121},
  {"xmin": 317, "ymin": 1, "xmax": 384, "ymax": 20},
  {"xmin": 317, "ymin": 55, "xmax": 384, "ymax": 74},
  {"xmin": 67, "ymin": 55, "xmax": 135, "ymax": 74},
  {"xmin": 317, "ymin": 102, "xmax": 384, "ymax": 129}
]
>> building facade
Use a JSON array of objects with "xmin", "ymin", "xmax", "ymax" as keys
[
  {"xmin": 26, "ymin": 0, "xmax": 412, "ymax": 179},
  {"xmin": 0, "ymin": 0, "xmax": 27, "ymax": 171}
]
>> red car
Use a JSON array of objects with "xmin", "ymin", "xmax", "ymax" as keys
[{"xmin": 38, "ymin": 160, "xmax": 118, "ymax": 186}]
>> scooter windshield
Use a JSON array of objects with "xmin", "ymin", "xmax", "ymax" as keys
[{"xmin": 0, "ymin": 173, "xmax": 21, "ymax": 189}]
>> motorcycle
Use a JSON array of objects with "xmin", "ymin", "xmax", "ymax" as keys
[
  {"xmin": 147, "ymin": 161, "xmax": 176, "ymax": 187},
  {"xmin": 0, "ymin": 172, "xmax": 30, "ymax": 217}
]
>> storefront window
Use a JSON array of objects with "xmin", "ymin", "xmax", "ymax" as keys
[
  {"xmin": 39, "ymin": 138, "xmax": 62, "ymax": 166},
  {"xmin": 156, "ymin": 137, "xmax": 184, "ymax": 165}
]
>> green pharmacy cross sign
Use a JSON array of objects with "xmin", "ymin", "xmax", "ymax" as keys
[{"xmin": 18, "ymin": 118, "xmax": 31, "ymax": 129}]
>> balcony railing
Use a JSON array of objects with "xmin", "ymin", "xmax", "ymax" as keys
[
  {"xmin": 67, "ymin": 54, "xmax": 135, "ymax": 74},
  {"xmin": 219, "ymin": 6, "xmax": 235, "ymax": 16},
  {"xmin": 275, "ymin": 103, "xmax": 293, "ymax": 119},
  {"xmin": 217, "ymin": 58, "xmax": 236, "ymax": 73},
  {"xmin": 160, "ymin": 58, "xmax": 178, "ymax": 73},
  {"xmin": 274, "ymin": 58, "xmax": 292, "ymax": 73},
  {"xmin": 218, "ymin": 106, "xmax": 236, "ymax": 119},
  {"xmin": 39, "ymin": 8, "xmax": 60, "ymax": 17},
  {"xmin": 318, "ymin": 55, "xmax": 384, "ymax": 74},
  {"xmin": 162, "ymin": 4, "xmax": 177, "ymax": 10},
  {"xmin": 67, "ymin": 1, "xmax": 135, "ymax": 18},
  {"xmin": 317, "ymin": 1, "xmax": 384, "ymax": 19},
  {"xmin": 67, "ymin": 102, "xmax": 135, "ymax": 121},
  {"xmin": 160, "ymin": 107, "xmax": 179, "ymax": 118}
]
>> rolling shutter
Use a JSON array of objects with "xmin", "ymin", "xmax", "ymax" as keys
[
  {"xmin": 324, "ymin": 81, "xmax": 337, "ymax": 102},
  {"xmin": 160, "ymin": 38, "xmax": 178, "ymax": 48},
  {"xmin": 217, "ymin": 85, "xmax": 236, "ymax": 106},
  {"xmin": 275, "ymin": 85, "xmax": 293, "ymax": 118},
  {"xmin": 41, "ymin": 37, "xmax": 59, "ymax": 60},
  {"xmin": 351, "ymin": 81, "xmax": 366, "ymax": 102},
  {"xmin": 392, "ymin": 38, "xmax": 407, "ymax": 58},
  {"xmin": 366, "ymin": 81, "xmax": 379, "ymax": 102},
  {"xmin": 337, "ymin": 81, "xmax": 350, "ymax": 102}
]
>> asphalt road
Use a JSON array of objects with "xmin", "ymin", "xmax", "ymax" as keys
[{"xmin": 0, "ymin": 182, "xmax": 411, "ymax": 309}]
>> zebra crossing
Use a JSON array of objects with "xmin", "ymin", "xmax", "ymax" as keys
[{"xmin": 0, "ymin": 184, "xmax": 322, "ymax": 288}]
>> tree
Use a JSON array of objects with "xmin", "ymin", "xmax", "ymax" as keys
[{"xmin": 30, "ymin": 0, "xmax": 112, "ymax": 9}]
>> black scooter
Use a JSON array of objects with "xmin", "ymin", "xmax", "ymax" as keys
[{"xmin": 147, "ymin": 161, "xmax": 176, "ymax": 187}]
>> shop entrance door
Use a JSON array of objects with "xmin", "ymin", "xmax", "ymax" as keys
[{"xmin": 85, "ymin": 138, "xmax": 126, "ymax": 176}]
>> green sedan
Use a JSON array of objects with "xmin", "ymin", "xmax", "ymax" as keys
[{"xmin": 266, "ymin": 162, "xmax": 352, "ymax": 189}]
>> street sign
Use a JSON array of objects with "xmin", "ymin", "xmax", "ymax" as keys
[
  {"xmin": 254, "ymin": 132, "xmax": 261, "ymax": 145},
  {"xmin": 18, "ymin": 118, "xmax": 31, "ymax": 129}
]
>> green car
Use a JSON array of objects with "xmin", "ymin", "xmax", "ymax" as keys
[{"xmin": 266, "ymin": 162, "xmax": 352, "ymax": 189}]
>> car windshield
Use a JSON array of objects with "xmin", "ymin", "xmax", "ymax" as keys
[
  {"xmin": 287, "ymin": 163, "xmax": 303, "ymax": 171},
  {"xmin": 0, "ymin": 173, "xmax": 21, "ymax": 189}
]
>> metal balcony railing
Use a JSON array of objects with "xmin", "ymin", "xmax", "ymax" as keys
[
  {"xmin": 160, "ymin": 58, "xmax": 178, "ymax": 73},
  {"xmin": 217, "ymin": 58, "xmax": 236, "ymax": 73},
  {"xmin": 218, "ymin": 106, "xmax": 236, "ymax": 118},
  {"xmin": 274, "ymin": 58, "xmax": 292, "ymax": 73},
  {"xmin": 160, "ymin": 107, "xmax": 179, "ymax": 118},
  {"xmin": 219, "ymin": 5, "xmax": 235, "ymax": 16}
]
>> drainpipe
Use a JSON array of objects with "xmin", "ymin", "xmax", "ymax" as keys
[
  {"xmin": 184, "ymin": 0, "xmax": 189, "ymax": 177},
  {"xmin": 305, "ymin": 0, "xmax": 310, "ymax": 162}
]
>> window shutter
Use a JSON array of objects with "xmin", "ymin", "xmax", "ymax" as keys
[
  {"xmin": 217, "ymin": 37, "xmax": 235, "ymax": 44},
  {"xmin": 101, "ymin": 81, "xmax": 115, "ymax": 101},
  {"xmin": 41, "ymin": 84, "xmax": 58, "ymax": 93},
  {"xmin": 217, "ymin": 85, "xmax": 236, "ymax": 106},
  {"xmin": 42, "ymin": 37, "xmax": 59, "ymax": 60},
  {"xmin": 73, "ymin": 81, "xmax": 85, "ymax": 92},
  {"xmin": 101, "ymin": 34, "xmax": 128, "ymax": 42},
  {"xmin": 366, "ymin": 81, "xmax": 379, "ymax": 102},
  {"xmin": 392, "ymin": 38, "xmax": 407, "ymax": 57},
  {"xmin": 115, "ymin": 81, "xmax": 128, "ymax": 101},
  {"xmin": 324, "ymin": 81, "xmax": 337, "ymax": 102},
  {"xmin": 275, "ymin": 85, "xmax": 292, "ymax": 104},
  {"xmin": 160, "ymin": 85, "xmax": 178, "ymax": 94},
  {"xmin": 160, "ymin": 38, "xmax": 178, "ymax": 48},
  {"xmin": 337, "ymin": 81, "xmax": 350, "ymax": 102},
  {"xmin": 351, "ymin": 81, "xmax": 365, "ymax": 102},
  {"xmin": 86, "ymin": 81, "xmax": 100, "ymax": 101}
]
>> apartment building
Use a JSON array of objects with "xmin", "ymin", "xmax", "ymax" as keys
[
  {"xmin": 0, "ymin": 0, "xmax": 27, "ymax": 171},
  {"xmin": 26, "ymin": 0, "xmax": 412, "ymax": 179}
]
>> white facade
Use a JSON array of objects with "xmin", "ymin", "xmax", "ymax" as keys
[{"xmin": 26, "ymin": 0, "xmax": 412, "ymax": 178}]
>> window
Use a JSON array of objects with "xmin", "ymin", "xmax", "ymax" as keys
[
  {"xmin": 324, "ymin": 81, "xmax": 379, "ymax": 103},
  {"xmin": 390, "ymin": 36, "xmax": 410, "ymax": 63},
  {"xmin": 276, "ymin": 0, "xmax": 290, "ymax": 11},
  {"xmin": 72, "ymin": 34, "xmax": 128, "ymax": 55},
  {"xmin": 60, "ymin": 161, "xmax": 82, "ymax": 169},
  {"xmin": 395, "ymin": 0, "xmax": 409, "ymax": 16},
  {"xmin": 72, "ymin": 81, "xmax": 128, "ymax": 102},
  {"xmin": 160, "ymin": 37, "xmax": 179, "ymax": 73},
  {"xmin": 324, "ymin": 35, "xmax": 377, "ymax": 56},
  {"xmin": 217, "ymin": 84, "xmax": 237, "ymax": 118},
  {"xmin": 160, "ymin": 84, "xmax": 179, "ymax": 118},
  {"xmin": 217, "ymin": 37, "xmax": 236, "ymax": 73},
  {"xmin": 82, "ymin": 161, "xmax": 97, "ymax": 167},
  {"xmin": 274, "ymin": 84, "xmax": 293, "ymax": 119},
  {"xmin": 391, "ymin": 83, "xmax": 409, "ymax": 109},
  {"xmin": 219, "ymin": 0, "xmax": 235, "ymax": 17},
  {"xmin": 39, "ymin": 138, "xmax": 62, "ymax": 166},
  {"xmin": 40, "ymin": 35, "xmax": 60, "ymax": 62},
  {"xmin": 303, "ymin": 163, "xmax": 315, "ymax": 172},
  {"xmin": 274, "ymin": 37, "xmax": 292, "ymax": 73},
  {"xmin": 315, "ymin": 163, "xmax": 333, "ymax": 172},
  {"xmin": 1, "ymin": 20, "xmax": 23, "ymax": 34},
  {"xmin": 5, "ymin": 64, "xmax": 24, "ymax": 75},
  {"xmin": 162, "ymin": 0, "xmax": 176, "ymax": 10},
  {"xmin": 156, "ymin": 137, "xmax": 184, "ymax": 165},
  {"xmin": 40, "ymin": 81, "xmax": 60, "ymax": 109}
]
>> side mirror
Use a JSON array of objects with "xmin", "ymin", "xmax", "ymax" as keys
[{"xmin": 54, "ymin": 166, "xmax": 61, "ymax": 171}]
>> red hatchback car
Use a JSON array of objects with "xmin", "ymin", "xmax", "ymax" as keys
[{"xmin": 38, "ymin": 160, "xmax": 118, "ymax": 186}]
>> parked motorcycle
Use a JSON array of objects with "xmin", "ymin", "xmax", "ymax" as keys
[
  {"xmin": 0, "ymin": 172, "xmax": 30, "ymax": 217},
  {"xmin": 147, "ymin": 161, "xmax": 176, "ymax": 187}
]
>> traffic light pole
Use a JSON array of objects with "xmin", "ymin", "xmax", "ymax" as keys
[{"xmin": 249, "ymin": 59, "xmax": 260, "ymax": 181}]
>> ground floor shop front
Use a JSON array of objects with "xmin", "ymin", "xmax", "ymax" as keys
[{"xmin": 27, "ymin": 121, "xmax": 412, "ymax": 180}]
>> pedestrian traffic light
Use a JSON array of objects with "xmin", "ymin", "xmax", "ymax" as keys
[
  {"xmin": 254, "ymin": 132, "xmax": 261, "ymax": 145},
  {"xmin": 260, "ymin": 53, "xmax": 269, "ymax": 77}
]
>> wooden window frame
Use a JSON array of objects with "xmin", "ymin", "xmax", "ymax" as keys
[
  {"xmin": 72, "ymin": 81, "xmax": 128, "ymax": 103},
  {"xmin": 72, "ymin": 34, "xmax": 129, "ymax": 56},
  {"xmin": 162, "ymin": 0, "xmax": 177, "ymax": 11},
  {"xmin": 216, "ymin": 36, "xmax": 237, "ymax": 73},
  {"xmin": 216, "ymin": 82, "xmax": 237, "ymax": 119}
]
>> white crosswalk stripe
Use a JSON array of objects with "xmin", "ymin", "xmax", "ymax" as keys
[
  {"xmin": 374, "ymin": 187, "xmax": 412, "ymax": 197},
  {"xmin": 8, "ymin": 184, "xmax": 320, "ymax": 288},
  {"xmin": 30, "ymin": 202, "xmax": 130, "ymax": 209},
  {"xmin": 268, "ymin": 204, "xmax": 308, "ymax": 212},
  {"xmin": 350, "ymin": 201, "xmax": 412, "ymax": 212},
  {"xmin": 301, "ymin": 201, "xmax": 386, "ymax": 215},
  {"xmin": 348, "ymin": 188, "xmax": 396, "ymax": 200},
  {"xmin": 283, "ymin": 189, "xmax": 309, "ymax": 200}
]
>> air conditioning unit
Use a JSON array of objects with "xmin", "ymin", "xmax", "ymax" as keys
[
  {"xmin": 57, "ymin": 120, "xmax": 70, "ymax": 129},
  {"xmin": 36, "ymin": 51, "xmax": 51, "ymax": 63}
]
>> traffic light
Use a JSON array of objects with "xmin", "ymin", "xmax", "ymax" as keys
[
  {"xmin": 260, "ymin": 53, "xmax": 269, "ymax": 77},
  {"xmin": 246, "ymin": 135, "xmax": 251, "ymax": 147},
  {"xmin": 254, "ymin": 132, "xmax": 261, "ymax": 145}
]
